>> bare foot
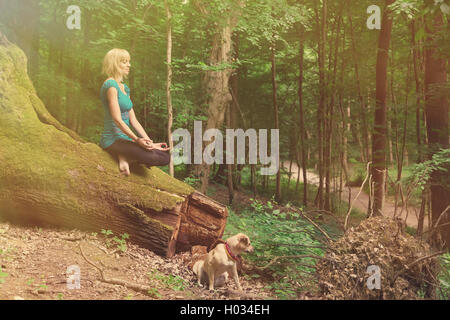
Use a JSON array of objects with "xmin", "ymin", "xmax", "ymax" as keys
[{"xmin": 118, "ymin": 154, "xmax": 130, "ymax": 176}]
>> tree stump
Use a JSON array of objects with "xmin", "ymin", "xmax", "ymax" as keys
[{"xmin": 0, "ymin": 33, "xmax": 228, "ymax": 257}]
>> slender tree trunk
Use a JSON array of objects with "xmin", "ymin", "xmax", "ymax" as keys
[
  {"xmin": 324, "ymin": 11, "xmax": 342, "ymax": 211},
  {"xmin": 251, "ymin": 164, "xmax": 256, "ymax": 197},
  {"xmin": 225, "ymin": 100, "xmax": 234, "ymax": 204},
  {"xmin": 387, "ymin": 104, "xmax": 395, "ymax": 166},
  {"xmin": 314, "ymin": 0, "xmax": 327, "ymax": 209},
  {"xmin": 337, "ymin": 18, "xmax": 349, "ymax": 206},
  {"xmin": 271, "ymin": 6, "xmax": 281, "ymax": 203},
  {"xmin": 398, "ymin": 57, "xmax": 411, "ymax": 181},
  {"xmin": 411, "ymin": 20, "xmax": 423, "ymax": 163},
  {"xmin": 165, "ymin": 0, "xmax": 174, "ymax": 176},
  {"xmin": 298, "ymin": 24, "xmax": 308, "ymax": 206},
  {"xmin": 372, "ymin": 0, "xmax": 395, "ymax": 216},
  {"xmin": 348, "ymin": 13, "xmax": 369, "ymax": 163},
  {"xmin": 229, "ymin": 31, "xmax": 241, "ymax": 198}
]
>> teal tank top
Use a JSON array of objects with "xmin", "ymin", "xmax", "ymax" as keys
[{"xmin": 99, "ymin": 79, "xmax": 134, "ymax": 149}]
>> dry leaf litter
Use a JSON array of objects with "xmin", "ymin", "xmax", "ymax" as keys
[{"xmin": 316, "ymin": 216, "xmax": 440, "ymax": 299}]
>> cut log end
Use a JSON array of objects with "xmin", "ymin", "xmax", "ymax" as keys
[
  {"xmin": 113, "ymin": 191, "xmax": 228, "ymax": 257},
  {"xmin": 176, "ymin": 191, "xmax": 228, "ymax": 252}
]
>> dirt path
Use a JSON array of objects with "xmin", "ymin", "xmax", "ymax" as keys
[{"xmin": 282, "ymin": 161, "xmax": 427, "ymax": 230}]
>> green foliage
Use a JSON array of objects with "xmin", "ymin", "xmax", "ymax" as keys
[
  {"xmin": 409, "ymin": 148, "xmax": 450, "ymax": 190},
  {"xmin": 101, "ymin": 229, "xmax": 113, "ymax": 236},
  {"xmin": 148, "ymin": 269, "xmax": 187, "ymax": 291},
  {"xmin": 147, "ymin": 288, "xmax": 162, "ymax": 299},
  {"xmin": 183, "ymin": 175, "xmax": 200, "ymax": 188},
  {"xmin": 437, "ymin": 253, "xmax": 450, "ymax": 300},
  {"xmin": 101, "ymin": 229, "xmax": 130, "ymax": 253}
]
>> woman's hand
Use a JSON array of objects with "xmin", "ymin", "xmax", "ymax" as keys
[
  {"xmin": 136, "ymin": 138, "xmax": 154, "ymax": 150},
  {"xmin": 152, "ymin": 142, "xmax": 170, "ymax": 151}
]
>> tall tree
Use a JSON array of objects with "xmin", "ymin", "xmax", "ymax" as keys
[
  {"xmin": 372, "ymin": 0, "xmax": 395, "ymax": 216},
  {"xmin": 165, "ymin": 0, "xmax": 174, "ymax": 176},
  {"xmin": 348, "ymin": 13, "xmax": 370, "ymax": 163},
  {"xmin": 314, "ymin": 0, "xmax": 327, "ymax": 210},
  {"xmin": 271, "ymin": 5, "xmax": 281, "ymax": 203},
  {"xmin": 195, "ymin": 0, "xmax": 244, "ymax": 195},
  {"xmin": 297, "ymin": 23, "xmax": 308, "ymax": 206},
  {"xmin": 424, "ymin": 6, "xmax": 449, "ymax": 247}
]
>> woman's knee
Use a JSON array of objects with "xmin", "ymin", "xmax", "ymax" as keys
[
  {"xmin": 162, "ymin": 151, "xmax": 171, "ymax": 165},
  {"xmin": 153, "ymin": 151, "xmax": 170, "ymax": 166},
  {"xmin": 143, "ymin": 150, "xmax": 170, "ymax": 167}
]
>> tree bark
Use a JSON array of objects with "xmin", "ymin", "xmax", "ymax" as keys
[
  {"xmin": 271, "ymin": 6, "xmax": 281, "ymax": 203},
  {"xmin": 165, "ymin": 0, "xmax": 174, "ymax": 176},
  {"xmin": 371, "ymin": 0, "xmax": 395, "ymax": 216},
  {"xmin": 314, "ymin": 0, "xmax": 327, "ymax": 210},
  {"xmin": 324, "ymin": 11, "xmax": 342, "ymax": 211},
  {"xmin": 424, "ymin": 9, "xmax": 449, "ymax": 248},
  {"xmin": 411, "ymin": 20, "xmax": 423, "ymax": 163},
  {"xmin": 196, "ymin": 1, "xmax": 244, "ymax": 195},
  {"xmin": 0, "ymin": 37, "xmax": 228, "ymax": 257},
  {"xmin": 225, "ymin": 103, "xmax": 235, "ymax": 204},
  {"xmin": 297, "ymin": 24, "xmax": 308, "ymax": 206},
  {"xmin": 348, "ymin": 13, "xmax": 370, "ymax": 163}
]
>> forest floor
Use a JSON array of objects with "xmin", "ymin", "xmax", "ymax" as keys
[
  {"xmin": 0, "ymin": 219, "xmax": 273, "ymax": 300},
  {"xmin": 281, "ymin": 161, "xmax": 427, "ymax": 230}
]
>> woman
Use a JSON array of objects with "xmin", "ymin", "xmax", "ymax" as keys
[{"xmin": 99, "ymin": 48, "xmax": 170, "ymax": 176}]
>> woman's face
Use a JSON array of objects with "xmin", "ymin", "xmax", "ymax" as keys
[{"xmin": 119, "ymin": 58, "xmax": 131, "ymax": 77}]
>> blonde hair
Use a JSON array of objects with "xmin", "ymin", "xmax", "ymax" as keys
[{"xmin": 102, "ymin": 48, "xmax": 130, "ymax": 79}]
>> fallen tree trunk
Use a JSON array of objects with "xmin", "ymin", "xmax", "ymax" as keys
[{"xmin": 0, "ymin": 34, "xmax": 228, "ymax": 257}]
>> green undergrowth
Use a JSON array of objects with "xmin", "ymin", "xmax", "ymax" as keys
[
  {"xmin": 224, "ymin": 198, "xmax": 341, "ymax": 300},
  {"xmin": 437, "ymin": 253, "xmax": 450, "ymax": 300},
  {"xmin": 147, "ymin": 269, "xmax": 187, "ymax": 298}
]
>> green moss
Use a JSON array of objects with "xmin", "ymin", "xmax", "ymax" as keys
[{"xmin": 0, "ymin": 42, "xmax": 195, "ymax": 214}]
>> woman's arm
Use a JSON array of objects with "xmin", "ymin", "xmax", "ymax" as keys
[
  {"xmin": 107, "ymin": 87, "xmax": 147, "ymax": 145},
  {"xmin": 129, "ymin": 108, "xmax": 151, "ymax": 141}
]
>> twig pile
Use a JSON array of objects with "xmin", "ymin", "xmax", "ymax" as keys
[{"xmin": 316, "ymin": 216, "xmax": 441, "ymax": 299}]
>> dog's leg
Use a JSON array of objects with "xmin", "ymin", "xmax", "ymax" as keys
[
  {"xmin": 208, "ymin": 271, "xmax": 215, "ymax": 291},
  {"xmin": 231, "ymin": 264, "xmax": 242, "ymax": 291},
  {"xmin": 197, "ymin": 273, "xmax": 202, "ymax": 286}
]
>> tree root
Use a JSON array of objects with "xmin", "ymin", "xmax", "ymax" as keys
[{"xmin": 78, "ymin": 241, "xmax": 156, "ymax": 297}]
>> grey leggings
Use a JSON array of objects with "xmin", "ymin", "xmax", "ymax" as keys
[{"xmin": 105, "ymin": 139, "xmax": 171, "ymax": 167}]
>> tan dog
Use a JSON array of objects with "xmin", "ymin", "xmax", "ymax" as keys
[{"xmin": 193, "ymin": 233, "xmax": 254, "ymax": 291}]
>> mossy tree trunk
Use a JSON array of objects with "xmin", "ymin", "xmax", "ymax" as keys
[{"xmin": 0, "ymin": 34, "xmax": 228, "ymax": 257}]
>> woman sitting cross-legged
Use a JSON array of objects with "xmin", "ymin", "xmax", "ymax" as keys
[{"xmin": 99, "ymin": 48, "xmax": 170, "ymax": 176}]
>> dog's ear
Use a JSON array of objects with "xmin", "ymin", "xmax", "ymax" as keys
[{"xmin": 239, "ymin": 234, "xmax": 249, "ymax": 245}]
